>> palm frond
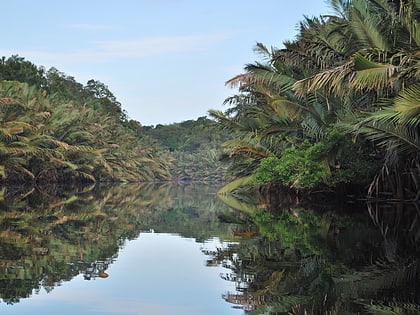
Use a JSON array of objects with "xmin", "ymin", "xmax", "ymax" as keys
[
  {"xmin": 270, "ymin": 96, "xmax": 324, "ymax": 124},
  {"xmin": 393, "ymin": 83, "xmax": 420, "ymax": 123},
  {"xmin": 217, "ymin": 175, "xmax": 254, "ymax": 195},
  {"xmin": 349, "ymin": 53, "xmax": 401, "ymax": 92},
  {"xmin": 245, "ymin": 63, "xmax": 296, "ymax": 92},
  {"xmin": 229, "ymin": 146, "xmax": 268, "ymax": 158},
  {"xmin": 208, "ymin": 109, "xmax": 243, "ymax": 132},
  {"xmin": 352, "ymin": 108, "xmax": 420, "ymax": 157},
  {"xmin": 349, "ymin": 0, "xmax": 391, "ymax": 50},
  {"xmin": 293, "ymin": 61, "xmax": 352, "ymax": 98}
]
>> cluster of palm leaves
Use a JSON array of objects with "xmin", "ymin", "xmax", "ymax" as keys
[
  {"xmin": 0, "ymin": 79, "xmax": 171, "ymax": 183},
  {"xmin": 210, "ymin": 0, "xmax": 419, "ymax": 200}
]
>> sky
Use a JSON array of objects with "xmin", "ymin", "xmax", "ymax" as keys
[{"xmin": 1, "ymin": 0, "xmax": 332, "ymax": 126}]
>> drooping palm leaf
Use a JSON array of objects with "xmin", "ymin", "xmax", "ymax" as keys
[
  {"xmin": 352, "ymin": 109, "xmax": 420, "ymax": 158},
  {"xmin": 393, "ymin": 83, "xmax": 420, "ymax": 123},
  {"xmin": 348, "ymin": 0, "xmax": 391, "ymax": 50},
  {"xmin": 293, "ymin": 61, "xmax": 352, "ymax": 98},
  {"xmin": 349, "ymin": 53, "xmax": 401, "ymax": 92}
]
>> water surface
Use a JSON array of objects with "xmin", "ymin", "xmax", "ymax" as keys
[
  {"xmin": 2, "ymin": 232, "xmax": 240, "ymax": 315},
  {"xmin": 0, "ymin": 183, "xmax": 242, "ymax": 314},
  {"xmin": 0, "ymin": 183, "xmax": 419, "ymax": 314}
]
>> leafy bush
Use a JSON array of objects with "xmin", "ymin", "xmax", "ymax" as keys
[
  {"xmin": 254, "ymin": 126, "xmax": 381, "ymax": 189},
  {"xmin": 254, "ymin": 141, "xmax": 329, "ymax": 189}
]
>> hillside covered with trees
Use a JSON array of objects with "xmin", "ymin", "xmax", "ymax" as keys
[
  {"xmin": 0, "ymin": 55, "xmax": 172, "ymax": 184},
  {"xmin": 143, "ymin": 117, "xmax": 229, "ymax": 182},
  {"xmin": 0, "ymin": 55, "xmax": 229, "ymax": 185}
]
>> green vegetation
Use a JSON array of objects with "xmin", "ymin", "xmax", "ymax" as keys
[
  {"xmin": 1, "ymin": 182, "xmax": 418, "ymax": 313},
  {"xmin": 0, "ymin": 56, "xmax": 230, "ymax": 184},
  {"xmin": 143, "ymin": 117, "xmax": 230, "ymax": 182},
  {"xmin": 214, "ymin": 196, "xmax": 420, "ymax": 314},
  {"xmin": 211, "ymin": 0, "xmax": 419, "ymax": 200},
  {"xmin": 0, "ymin": 182, "xmax": 233, "ymax": 303},
  {"xmin": 0, "ymin": 2, "xmax": 418, "ymax": 312},
  {"xmin": 1, "ymin": 0, "xmax": 418, "ymax": 201},
  {"xmin": 0, "ymin": 55, "xmax": 172, "ymax": 183}
]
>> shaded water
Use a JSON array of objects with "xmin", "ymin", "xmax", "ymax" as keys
[{"xmin": 0, "ymin": 183, "xmax": 418, "ymax": 314}]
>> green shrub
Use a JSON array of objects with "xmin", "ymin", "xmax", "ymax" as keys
[{"xmin": 254, "ymin": 141, "xmax": 329, "ymax": 189}]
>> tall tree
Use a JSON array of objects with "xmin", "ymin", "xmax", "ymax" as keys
[
  {"xmin": 211, "ymin": 0, "xmax": 419, "ymax": 199},
  {"xmin": 294, "ymin": 0, "xmax": 420, "ymax": 199}
]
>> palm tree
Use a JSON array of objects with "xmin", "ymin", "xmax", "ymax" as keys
[
  {"xmin": 213, "ymin": 0, "xmax": 419, "ymax": 198},
  {"xmin": 0, "ymin": 81, "xmax": 100, "ymax": 183},
  {"xmin": 294, "ymin": 0, "xmax": 420, "ymax": 199},
  {"xmin": 211, "ymin": 11, "xmax": 373, "ymax": 192},
  {"xmin": 0, "ymin": 58, "xmax": 173, "ymax": 184}
]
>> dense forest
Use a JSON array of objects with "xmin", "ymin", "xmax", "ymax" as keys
[
  {"xmin": 0, "ymin": 55, "xmax": 174, "ymax": 183},
  {"xmin": 0, "ymin": 0, "xmax": 418, "ymax": 202},
  {"xmin": 0, "ymin": 55, "xmax": 229, "ymax": 184},
  {"xmin": 143, "ymin": 118, "xmax": 229, "ymax": 182},
  {"xmin": 210, "ymin": 0, "xmax": 419, "ymax": 201}
]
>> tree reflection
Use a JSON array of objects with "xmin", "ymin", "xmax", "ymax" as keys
[
  {"xmin": 213, "ymin": 194, "xmax": 420, "ymax": 314},
  {"xmin": 0, "ymin": 182, "xmax": 232, "ymax": 304},
  {"xmin": 2, "ymin": 182, "xmax": 419, "ymax": 313}
]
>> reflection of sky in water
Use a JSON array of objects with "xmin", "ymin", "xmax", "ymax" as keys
[{"xmin": 1, "ymin": 233, "xmax": 242, "ymax": 315}]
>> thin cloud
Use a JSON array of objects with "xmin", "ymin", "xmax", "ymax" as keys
[
  {"xmin": 93, "ymin": 33, "xmax": 230, "ymax": 56},
  {"xmin": 0, "ymin": 32, "xmax": 233, "ymax": 66},
  {"xmin": 65, "ymin": 23, "xmax": 124, "ymax": 31}
]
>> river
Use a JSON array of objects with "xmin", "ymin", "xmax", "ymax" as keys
[{"xmin": 0, "ymin": 183, "xmax": 418, "ymax": 314}]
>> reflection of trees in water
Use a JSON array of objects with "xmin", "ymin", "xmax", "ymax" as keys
[
  {"xmin": 367, "ymin": 202, "xmax": 420, "ymax": 260},
  {"xmin": 0, "ymin": 182, "xmax": 232, "ymax": 304},
  {"xmin": 206, "ymin": 234, "xmax": 325, "ymax": 313},
  {"xmin": 82, "ymin": 259, "xmax": 113, "ymax": 280},
  {"xmin": 212, "ymin": 198, "xmax": 420, "ymax": 314}
]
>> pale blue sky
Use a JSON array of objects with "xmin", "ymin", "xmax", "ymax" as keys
[{"xmin": 1, "ymin": 0, "xmax": 331, "ymax": 126}]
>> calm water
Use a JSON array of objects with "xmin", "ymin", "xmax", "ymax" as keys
[
  {"xmin": 0, "ymin": 183, "xmax": 419, "ymax": 314},
  {"xmin": 2, "ymin": 233, "xmax": 239, "ymax": 315}
]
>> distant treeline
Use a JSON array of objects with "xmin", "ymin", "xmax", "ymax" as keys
[{"xmin": 143, "ymin": 118, "xmax": 230, "ymax": 182}]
